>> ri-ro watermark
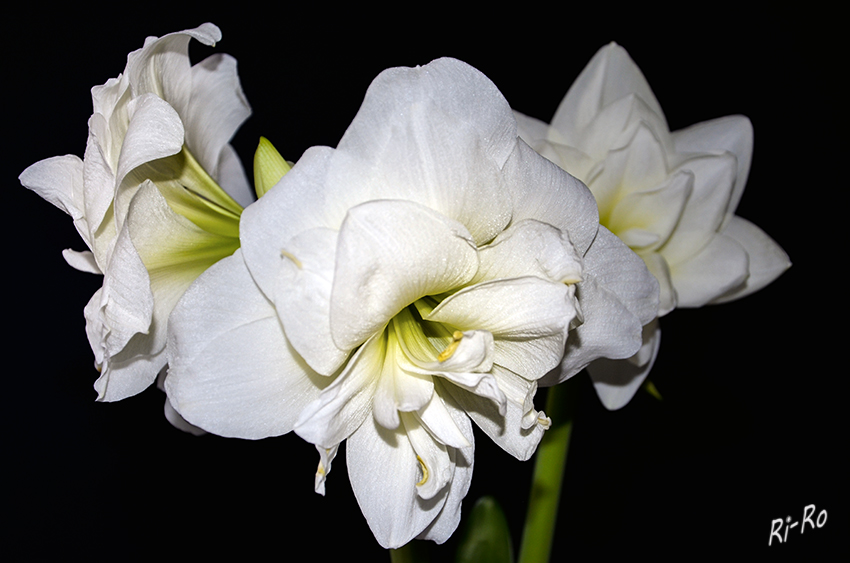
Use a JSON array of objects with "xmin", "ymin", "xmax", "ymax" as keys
[{"xmin": 768, "ymin": 504, "xmax": 827, "ymax": 546}]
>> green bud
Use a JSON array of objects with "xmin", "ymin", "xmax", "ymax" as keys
[{"xmin": 253, "ymin": 136, "xmax": 292, "ymax": 198}]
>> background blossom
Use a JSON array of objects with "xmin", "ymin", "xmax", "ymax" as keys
[{"xmin": 517, "ymin": 43, "xmax": 790, "ymax": 409}]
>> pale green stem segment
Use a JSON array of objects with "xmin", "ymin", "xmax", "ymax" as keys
[
  {"xmin": 389, "ymin": 541, "xmax": 430, "ymax": 563},
  {"xmin": 517, "ymin": 375, "xmax": 578, "ymax": 563}
]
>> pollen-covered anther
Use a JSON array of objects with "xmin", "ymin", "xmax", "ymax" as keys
[
  {"xmin": 415, "ymin": 455, "xmax": 429, "ymax": 486},
  {"xmin": 437, "ymin": 331, "xmax": 465, "ymax": 362}
]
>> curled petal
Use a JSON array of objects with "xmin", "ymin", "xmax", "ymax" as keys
[{"xmin": 401, "ymin": 412, "xmax": 453, "ymax": 500}]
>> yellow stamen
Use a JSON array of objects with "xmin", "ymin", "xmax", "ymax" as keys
[
  {"xmin": 416, "ymin": 455, "xmax": 429, "ymax": 486},
  {"xmin": 437, "ymin": 331, "xmax": 464, "ymax": 362},
  {"xmin": 280, "ymin": 250, "xmax": 303, "ymax": 269}
]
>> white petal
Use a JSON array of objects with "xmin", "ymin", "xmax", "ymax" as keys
[
  {"xmin": 550, "ymin": 43, "xmax": 667, "ymax": 149},
  {"xmin": 513, "ymin": 110, "xmax": 551, "ymax": 145},
  {"xmin": 672, "ymin": 114, "xmax": 754, "ymax": 223},
  {"xmin": 100, "ymin": 215, "xmax": 155, "ymax": 360},
  {"xmin": 128, "ymin": 181, "xmax": 239, "ymax": 361},
  {"xmin": 711, "ymin": 216, "xmax": 791, "ymax": 303},
  {"xmin": 19, "ymin": 154, "xmax": 85, "ymax": 220},
  {"xmin": 62, "ymin": 249, "xmax": 101, "ymax": 274},
  {"xmin": 670, "ymin": 232, "xmax": 749, "ymax": 308},
  {"xmin": 165, "ymin": 250, "xmax": 326, "ymax": 439},
  {"xmin": 274, "ymin": 227, "xmax": 348, "ymax": 375},
  {"xmin": 82, "ymin": 115, "xmax": 120, "ymax": 244},
  {"xmin": 415, "ymin": 389, "xmax": 473, "ymax": 450},
  {"xmin": 607, "ymin": 170, "xmax": 694, "ymax": 252},
  {"xmin": 215, "ymin": 143, "xmax": 254, "ymax": 208},
  {"xmin": 503, "ymin": 140, "xmax": 599, "ymax": 255},
  {"xmin": 347, "ymin": 415, "xmax": 449, "ymax": 549},
  {"xmin": 659, "ymin": 152, "xmax": 737, "ymax": 264},
  {"xmin": 401, "ymin": 412, "xmax": 453, "ymax": 500},
  {"xmin": 330, "ymin": 199, "xmax": 478, "ymax": 350},
  {"xmin": 550, "ymin": 280, "xmax": 642, "ymax": 384},
  {"xmin": 241, "ymin": 146, "xmax": 337, "ymax": 300},
  {"xmin": 473, "ymin": 219, "xmax": 583, "ymax": 285},
  {"xmin": 295, "ymin": 333, "xmax": 383, "ymax": 448},
  {"xmin": 125, "ymin": 23, "xmax": 222, "ymax": 119},
  {"xmin": 584, "ymin": 226, "xmax": 659, "ymax": 325},
  {"xmin": 428, "ymin": 277, "xmax": 576, "ymax": 381},
  {"xmin": 336, "ymin": 59, "xmax": 515, "ymax": 245},
  {"xmin": 640, "ymin": 251, "xmax": 677, "ymax": 316},
  {"xmin": 373, "ymin": 332, "xmax": 435, "ymax": 429},
  {"xmin": 93, "ymin": 341, "xmax": 165, "ymax": 401},
  {"xmin": 445, "ymin": 367, "xmax": 547, "ymax": 461},
  {"xmin": 588, "ymin": 319, "xmax": 661, "ymax": 410},
  {"xmin": 184, "ymin": 53, "xmax": 252, "ymax": 188},
  {"xmin": 415, "ymin": 388, "xmax": 474, "ymax": 543},
  {"xmin": 314, "ymin": 444, "xmax": 339, "ymax": 496},
  {"xmin": 114, "ymin": 95, "xmax": 185, "ymax": 221},
  {"xmin": 163, "ymin": 395, "xmax": 206, "ymax": 436},
  {"xmin": 544, "ymin": 226, "xmax": 658, "ymax": 385}
]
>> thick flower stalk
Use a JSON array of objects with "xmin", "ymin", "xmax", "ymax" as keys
[
  {"xmin": 516, "ymin": 43, "xmax": 790, "ymax": 409},
  {"xmin": 165, "ymin": 57, "xmax": 658, "ymax": 549},
  {"xmin": 19, "ymin": 24, "xmax": 252, "ymax": 403}
]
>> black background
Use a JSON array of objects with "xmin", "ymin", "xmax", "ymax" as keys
[{"xmin": 7, "ymin": 6, "xmax": 844, "ymax": 561}]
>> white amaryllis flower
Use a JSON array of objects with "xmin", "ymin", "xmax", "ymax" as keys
[
  {"xmin": 19, "ymin": 23, "xmax": 252, "ymax": 402},
  {"xmin": 516, "ymin": 43, "xmax": 790, "ymax": 409},
  {"xmin": 165, "ymin": 57, "xmax": 657, "ymax": 548}
]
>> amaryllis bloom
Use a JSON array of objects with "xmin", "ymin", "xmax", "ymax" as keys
[
  {"xmin": 19, "ymin": 24, "xmax": 252, "ymax": 402},
  {"xmin": 516, "ymin": 43, "xmax": 790, "ymax": 409},
  {"xmin": 165, "ymin": 57, "xmax": 657, "ymax": 548}
]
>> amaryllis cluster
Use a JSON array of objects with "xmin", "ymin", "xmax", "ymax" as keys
[{"xmin": 21, "ymin": 25, "xmax": 786, "ymax": 551}]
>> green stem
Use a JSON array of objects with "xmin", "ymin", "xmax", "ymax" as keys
[
  {"xmin": 517, "ymin": 376, "xmax": 579, "ymax": 563},
  {"xmin": 390, "ymin": 540, "xmax": 430, "ymax": 563}
]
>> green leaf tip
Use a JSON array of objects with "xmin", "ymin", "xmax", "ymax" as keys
[
  {"xmin": 455, "ymin": 496, "xmax": 514, "ymax": 563},
  {"xmin": 253, "ymin": 136, "xmax": 292, "ymax": 199}
]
